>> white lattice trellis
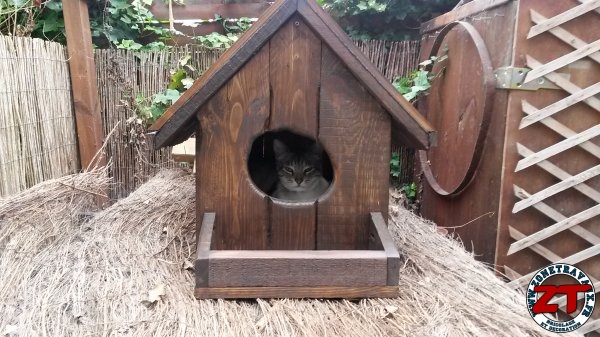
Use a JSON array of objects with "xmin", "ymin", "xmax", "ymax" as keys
[{"xmin": 503, "ymin": 2, "xmax": 600, "ymax": 334}]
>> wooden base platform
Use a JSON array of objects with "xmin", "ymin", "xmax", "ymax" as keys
[
  {"xmin": 195, "ymin": 286, "xmax": 399, "ymax": 299},
  {"xmin": 195, "ymin": 212, "xmax": 400, "ymax": 299}
]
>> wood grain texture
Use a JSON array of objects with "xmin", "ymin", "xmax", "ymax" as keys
[
  {"xmin": 151, "ymin": 0, "xmax": 297, "ymax": 147},
  {"xmin": 523, "ymin": 39, "xmax": 600, "ymax": 82},
  {"xmin": 270, "ymin": 199, "xmax": 316, "ymax": 249},
  {"xmin": 418, "ymin": 21, "xmax": 495, "ymax": 196},
  {"xmin": 63, "ymin": 0, "xmax": 105, "ymax": 170},
  {"xmin": 317, "ymin": 46, "xmax": 390, "ymax": 250},
  {"xmin": 196, "ymin": 45, "xmax": 270, "ymax": 250},
  {"xmin": 371, "ymin": 212, "xmax": 400, "ymax": 286},
  {"xmin": 496, "ymin": 0, "xmax": 600, "ymax": 296},
  {"xmin": 208, "ymin": 250, "xmax": 387, "ymax": 287},
  {"xmin": 195, "ymin": 286, "xmax": 399, "ymax": 299},
  {"xmin": 296, "ymin": 0, "xmax": 434, "ymax": 149},
  {"xmin": 530, "ymin": 10, "xmax": 600, "ymax": 64},
  {"xmin": 269, "ymin": 15, "xmax": 320, "ymax": 137},
  {"xmin": 150, "ymin": 2, "xmax": 270, "ymax": 20},
  {"xmin": 526, "ymin": 0, "xmax": 600, "ymax": 38},
  {"xmin": 420, "ymin": 0, "xmax": 512, "ymax": 33},
  {"xmin": 418, "ymin": 1, "xmax": 517, "ymax": 265},
  {"xmin": 195, "ymin": 213, "xmax": 215, "ymax": 287}
]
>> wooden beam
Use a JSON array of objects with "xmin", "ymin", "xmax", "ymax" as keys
[
  {"xmin": 150, "ymin": 3, "xmax": 270, "ymax": 20},
  {"xmin": 195, "ymin": 212, "xmax": 215, "ymax": 287},
  {"xmin": 523, "ymin": 39, "xmax": 600, "ymax": 83},
  {"xmin": 521, "ymin": 101, "xmax": 600, "ymax": 158},
  {"xmin": 519, "ymin": 83, "xmax": 600, "ymax": 129},
  {"xmin": 511, "ymin": 185, "xmax": 600, "ymax": 249},
  {"xmin": 526, "ymin": 55, "xmax": 600, "ymax": 111},
  {"xmin": 515, "ymin": 125, "xmax": 600, "ymax": 172},
  {"xmin": 530, "ymin": 10, "xmax": 600, "ymax": 64},
  {"xmin": 527, "ymin": 0, "xmax": 600, "ymax": 39},
  {"xmin": 208, "ymin": 250, "xmax": 388, "ymax": 287},
  {"xmin": 420, "ymin": 0, "xmax": 512, "ymax": 33},
  {"xmin": 371, "ymin": 212, "xmax": 400, "ymax": 286},
  {"xmin": 63, "ymin": 0, "xmax": 105, "ymax": 170},
  {"xmin": 512, "ymin": 164, "xmax": 600, "ymax": 213}
]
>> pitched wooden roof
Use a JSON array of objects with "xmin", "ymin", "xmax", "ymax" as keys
[{"xmin": 150, "ymin": 0, "xmax": 436, "ymax": 149}]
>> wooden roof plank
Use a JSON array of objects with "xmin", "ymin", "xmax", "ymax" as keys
[
  {"xmin": 150, "ymin": 0, "xmax": 298, "ymax": 147},
  {"xmin": 152, "ymin": 0, "xmax": 436, "ymax": 149},
  {"xmin": 297, "ymin": 0, "xmax": 435, "ymax": 149}
]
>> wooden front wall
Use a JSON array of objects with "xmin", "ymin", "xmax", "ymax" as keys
[{"xmin": 196, "ymin": 15, "xmax": 391, "ymax": 251}]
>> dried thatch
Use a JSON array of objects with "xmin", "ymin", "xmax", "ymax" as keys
[{"xmin": 0, "ymin": 169, "xmax": 583, "ymax": 337}]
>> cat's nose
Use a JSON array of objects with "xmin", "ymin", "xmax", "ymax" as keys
[{"xmin": 294, "ymin": 178, "xmax": 302, "ymax": 185}]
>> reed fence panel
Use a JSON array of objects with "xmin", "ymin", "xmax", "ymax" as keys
[{"xmin": 0, "ymin": 37, "xmax": 78, "ymax": 197}]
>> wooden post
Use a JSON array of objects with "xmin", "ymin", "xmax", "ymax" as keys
[{"xmin": 63, "ymin": 0, "xmax": 105, "ymax": 170}]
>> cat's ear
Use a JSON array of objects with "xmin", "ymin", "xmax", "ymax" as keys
[
  {"xmin": 310, "ymin": 142, "xmax": 323, "ymax": 157},
  {"xmin": 273, "ymin": 139, "xmax": 289, "ymax": 159}
]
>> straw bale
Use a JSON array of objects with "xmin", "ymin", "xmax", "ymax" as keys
[{"xmin": 0, "ymin": 169, "xmax": 583, "ymax": 337}]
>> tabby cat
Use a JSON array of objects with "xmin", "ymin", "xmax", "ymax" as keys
[{"xmin": 272, "ymin": 139, "xmax": 329, "ymax": 201}]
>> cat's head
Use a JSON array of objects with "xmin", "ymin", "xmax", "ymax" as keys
[{"xmin": 273, "ymin": 139, "xmax": 323, "ymax": 192}]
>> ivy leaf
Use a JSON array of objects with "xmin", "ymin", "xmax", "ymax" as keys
[
  {"xmin": 150, "ymin": 104, "xmax": 166, "ymax": 120},
  {"xmin": 154, "ymin": 89, "xmax": 182, "ymax": 105},
  {"xmin": 181, "ymin": 78, "xmax": 195, "ymax": 89},
  {"xmin": 45, "ymin": 0, "xmax": 62, "ymax": 11},
  {"xmin": 168, "ymin": 68, "xmax": 186, "ymax": 90},
  {"xmin": 179, "ymin": 55, "xmax": 191, "ymax": 67},
  {"xmin": 402, "ymin": 91, "xmax": 418, "ymax": 102},
  {"xmin": 413, "ymin": 70, "xmax": 429, "ymax": 87},
  {"xmin": 110, "ymin": 0, "xmax": 130, "ymax": 10}
]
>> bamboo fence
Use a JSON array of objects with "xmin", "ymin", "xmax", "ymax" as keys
[
  {"xmin": 95, "ymin": 40, "xmax": 420, "ymax": 199},
  {"xmin": 94, "ymin": 45, "xmax": 224, "ymax": 199},
  {"xmin": 0, "ymin": 36, "xmax": 78, "ymax": 197}
]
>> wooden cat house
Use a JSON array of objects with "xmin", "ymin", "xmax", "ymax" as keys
[{"xmin": 150, "ymin": 0, "xmax": 435, "ymax": 299}]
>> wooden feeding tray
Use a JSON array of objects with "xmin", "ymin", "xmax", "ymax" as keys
[{"xmin": 195, "ymin": 212, "xmax": 400, "ymax": 299}]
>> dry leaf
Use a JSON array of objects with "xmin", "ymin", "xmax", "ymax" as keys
[
  {"xmin": 142, "ymin": 284, "xmax": 166, "ymax": 307},
  {"xmin": 4, "ymin": 324, "xmax": 18, "ymax": 335},
  {"xmin": 182, "ymin": 259, "xmax": 194, "ymax": 271},
  {"xmin": 256, "ymin": 316, "xmax": 268, "ymax": 331},
  {"xmin": 381, "ymin": 305, "xmax": 399, "ymax": 319}
]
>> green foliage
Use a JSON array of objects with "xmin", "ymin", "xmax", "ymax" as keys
[
  {"xmin": 390, "ymin": 151, "xmax": 401, "ymax": 178},
  {"xmin": 193, "ymin": 31, "xmax": 238, "ymax": 49},
  {"xmin": 90, "ymin": 0, "xmax": 171, "ymax": 50},
  {"xmin": 402, "ymin": 182, "xmax": 417, "ymax": 200},
  {"xmin": 1, "ymin": 0, "xmax": 170, "ymax": 50},
  {"xmin": 318, "ymin": 0, "xmax": 459, "ymax": 40},
  {"xmin": 192, "ymin": 15, "xmax": 252, "ymax": 49},
  {"xmin": 135, "ymin": 55, "xmax": 197, "ymax": 125},
  {"xmin": 392, "ymin": 56, "xmax": 443, "ymax": 102}
]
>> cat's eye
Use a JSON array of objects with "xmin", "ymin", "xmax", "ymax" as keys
[
  {"xmin": 283, "ymin": 167, "xmax": 293, "ymax": 174},
  {"xmin": 303, "ymin": 168, "xmax": 314, "ymax": 174}
]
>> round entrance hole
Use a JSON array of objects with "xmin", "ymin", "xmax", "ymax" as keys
[{"xmin": 247, "ymin": 130, "xmax": 333, "ymax": 201}]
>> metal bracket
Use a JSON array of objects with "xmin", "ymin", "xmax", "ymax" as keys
[{"xmin": 494, "ymin": 67, "xmax": 560, "ymax": 91}]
